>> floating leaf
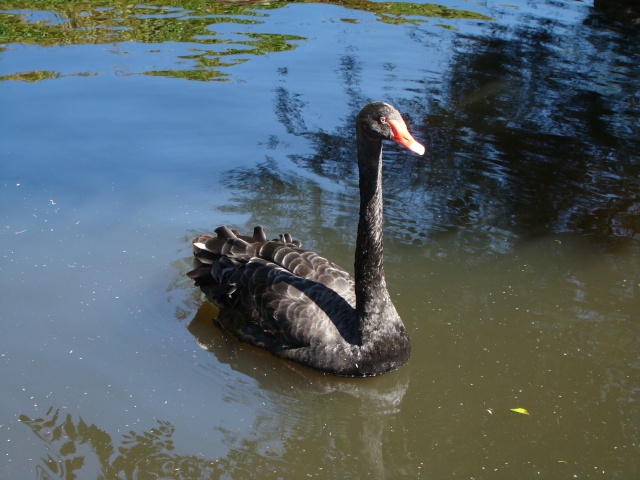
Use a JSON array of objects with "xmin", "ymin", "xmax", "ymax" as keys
[{"xmin": 510, "ymin": 407, "xmax": 530, "ymax": 415}]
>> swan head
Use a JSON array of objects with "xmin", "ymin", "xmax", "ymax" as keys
[{"xmin": 357, "ymin": 102, "xmax": 425, "ymax": 156}]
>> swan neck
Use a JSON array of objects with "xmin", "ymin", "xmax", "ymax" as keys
[{"xmin": 355, "ymin": 134, "xmax": 389, "ymax": 326}]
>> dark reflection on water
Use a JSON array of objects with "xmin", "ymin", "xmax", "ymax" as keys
[
  {"xmin": 419, "ymin": 9, "xmax": 640, "ymax": 250},
  {"xmin": 188, "ymin": 302, "xmax": 411, "ymax": 479}
]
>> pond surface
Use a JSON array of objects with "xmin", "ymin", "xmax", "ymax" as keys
[{"xmin": 1, "ymin": 1, "xmax": 639, "ymax": 478}]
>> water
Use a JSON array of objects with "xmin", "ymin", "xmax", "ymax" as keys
[{"xmin": 1, "ymin": 1, "xmax": 639, "ymax": 478}]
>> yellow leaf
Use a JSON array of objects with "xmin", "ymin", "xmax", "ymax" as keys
[{"xmin": 510, "ymin": 408, "xmax": 530, "ymax": 415}]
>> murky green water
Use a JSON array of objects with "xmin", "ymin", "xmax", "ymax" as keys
[{"xmin": 1, "ymin": 1, "xmax": 639, "ymax": 478}]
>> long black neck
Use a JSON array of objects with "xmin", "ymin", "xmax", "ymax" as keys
[{"xmin": 354, "ymin": 132, "xmax": 390, "ymax": 337}]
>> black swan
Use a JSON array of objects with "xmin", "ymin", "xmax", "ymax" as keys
[{"xmin": 188, "ymin": 102, "xmax": 425, "ymax": 377}]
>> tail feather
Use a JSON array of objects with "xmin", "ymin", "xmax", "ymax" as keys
[
  {"xmin": 194, "ymin": 254, "xmax": 214, "ymax": 265},
  {"xmin": 215, "ymin": 225, "xmax": 236, "ymax": 239},
  {"xmin": 189, "ymin": 225, "xmax": 305, "ymax": 307},
  {"xmin": 253, "ymin": 226, "xmax": 267, "ymax": 242},
  {"xmin": 203, "ymin": 236, "xmax": 226, "ymax": 254},
  {"xmin": 186, "ymin": 265, "xmax": 211, "ymax": 282}
]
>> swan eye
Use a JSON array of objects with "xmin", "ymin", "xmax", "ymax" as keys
[{"xmin": 380, "ymin": 116, "xmax": 387, "ymax": 124}]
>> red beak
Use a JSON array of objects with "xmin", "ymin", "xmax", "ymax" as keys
[{"xmin": 387, "ymin": 118, "xmax": 425, "ymax": 155}]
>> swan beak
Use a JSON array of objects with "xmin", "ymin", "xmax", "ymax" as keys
[{"xmin": 387, "ymin": 118, "xmax": 426, "ymax": 156}]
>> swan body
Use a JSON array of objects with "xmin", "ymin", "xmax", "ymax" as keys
[{"xmin": 188, "ymin": 102, "xmax": 424, "ymax": 377}]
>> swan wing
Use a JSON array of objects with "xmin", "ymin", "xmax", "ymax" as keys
[{"xmin": 188, "ymin": 226, "xmax": 359, "ymax": 349}]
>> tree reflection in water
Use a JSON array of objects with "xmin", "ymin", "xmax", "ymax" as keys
[{"xmin": 21, "ymin": 408, "xmax": 214, "ymax": 479}]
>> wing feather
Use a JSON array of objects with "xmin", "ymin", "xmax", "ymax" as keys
[{"xmin": 188, "ymin": 226, "xmax": 359, "ymax": 350}]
